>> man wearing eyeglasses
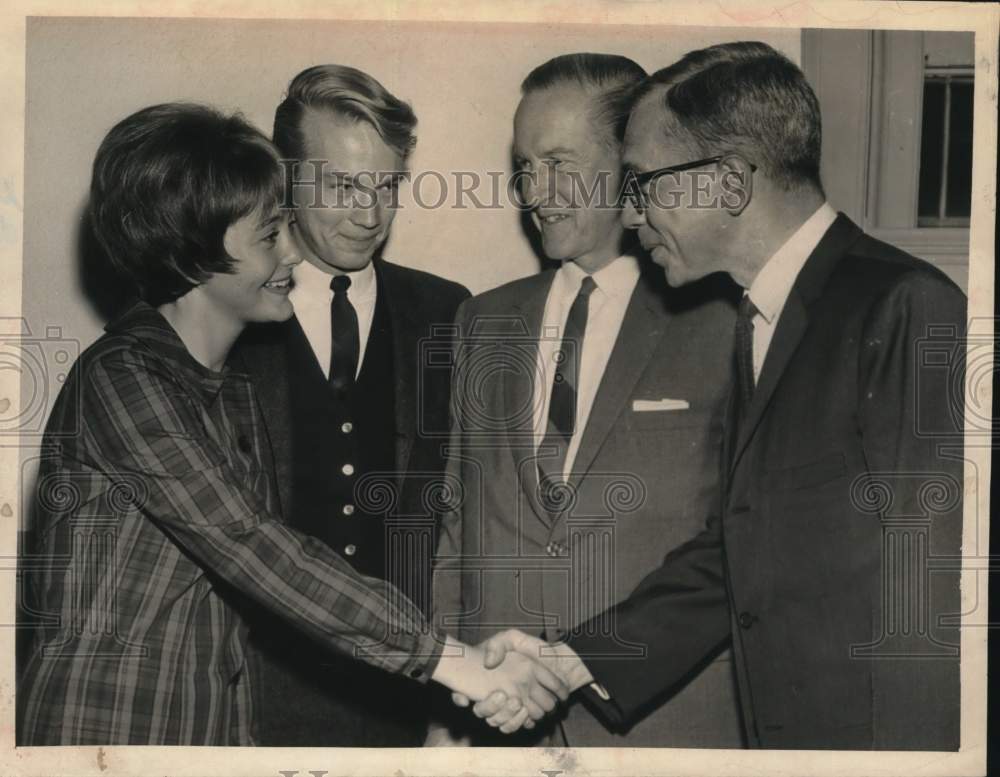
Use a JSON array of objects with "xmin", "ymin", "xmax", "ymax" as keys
[
  {"xmin": 431, "ymin": 52, "xmax": 741, "ymax": 746},
  {"xmin": 465, "ymin": 41, "xmax": 964, "ymax": 750}
]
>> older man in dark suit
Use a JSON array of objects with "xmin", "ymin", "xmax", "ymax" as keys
[
  {"xmin": 469, "ymin": 41, "xmax": 964, "ymax": 751},
  {"xmin": 235, "ymin": 64, "xmax": 469, "ymax": 747},
  {"xmin": 431, "ymin": 53, "xmax": 742, "ymax": 747}
]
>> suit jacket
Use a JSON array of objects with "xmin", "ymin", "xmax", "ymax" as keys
[
  {"xmin": 236, "ymin": 259, "xmax": 470, "ymax": 529},
  {"xmin": 434, "ymin": 260, "xmax": 745, "ymax": 746},
  {"xmin": 568, "ymin": 215, "xmax": 965, "ymax": 750},
  {"xmin": 234, "ymin": 258, "xmax": 469, "ymax": 745}
]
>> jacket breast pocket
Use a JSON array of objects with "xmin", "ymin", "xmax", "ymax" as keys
[{"xmin": 627, "ymin": 408, "xmax": 716, "ymax": 433}]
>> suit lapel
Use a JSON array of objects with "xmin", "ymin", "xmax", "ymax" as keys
[
  {"xmin": 729, "ymin": 289, "xmax": 807, "ymax": 472},
  {"xmin": 569, "ymin": 274, "xmax": 665, "ymax": 487},
  {"xmin": 728, "ymin": 213, "xmax": 863, "ymax": 473},
  {"xmin": 504, "ymin": 271, "xmax": 556, "ymax": 526},
  {"xmin": 376, "ymin": 261, "xmax": 415, "ymax": 490},
  {"xmin": 236, "ymin": 321, "xmax": 297, "ymax": 519}
]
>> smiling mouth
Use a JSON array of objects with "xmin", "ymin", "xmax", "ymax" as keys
[
  {"xmin": 338, "ymin": 234, "xmax": 378, "ymax": 246},
  {"xmin": 263, "ymin": 277, "xmax": 292, "ymax": 291},
  {"xmin": 538, "ymin": 213, "xmax": 571, "ymax": 225}
]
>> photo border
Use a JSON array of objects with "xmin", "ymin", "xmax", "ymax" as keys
[{"xmin": 0, "ymin": 2, "xmax": 994, "ymax": 775}]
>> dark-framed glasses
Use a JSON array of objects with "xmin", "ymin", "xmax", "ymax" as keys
[{"xmin": 622, "ymin": 155, "xmax": 756, "ymax": 213}]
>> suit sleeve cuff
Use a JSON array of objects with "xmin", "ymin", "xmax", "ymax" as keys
[{"xmin": 562, "ymin": 629, "xmax": 644, "ymax": 729}]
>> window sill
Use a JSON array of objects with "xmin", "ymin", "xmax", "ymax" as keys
[{"xmin": 867, "ymin": 227, "xmax": 969, "ymax": 265}]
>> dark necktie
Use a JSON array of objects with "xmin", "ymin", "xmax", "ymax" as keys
[
  {"xmin": 329, "ymin": 274, "xmax": 359, "ymax": 396},
  {"xmin": 734, "ymin": 294, "xmax": 758, "ymax": 410},
  {"xmin": 538, "ymin": 275, "xmax": 597, "ymax": 511},
  {"xmin": 729, "ymin": 294, "xmax": 758, "ymax": 462}
]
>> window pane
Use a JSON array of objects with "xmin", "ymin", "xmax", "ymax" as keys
[
  {"xmin": 918, "ymin": 80, "xmax": 945, "ymax": 220},
  {"xmin": 946, "ymin": 80, "xmax": 973, "ymax": 218}
]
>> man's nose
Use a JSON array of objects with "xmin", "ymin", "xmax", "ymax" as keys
[
  {"xmin": 621, "ymin": 198, "xmax": 646, "ymax": 229},
  {"xmin": 518, "ymin": 169, "xmax": 541, "ymax": 208},
  {"xmin": 350, "ymin": 200, "xmax": 381, "ymax": 229},
  {"xmin": 535, "ymin": 165, "xmax": 556, "ymax": 205}
]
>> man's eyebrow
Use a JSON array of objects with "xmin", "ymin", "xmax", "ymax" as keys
[
  {"xmin": 540, "ymin": 146, "xmax": 576, "ymax": 157},
  {"xmin": 323, "ymin": 171, "xmax": 403, "ymax": 183}
]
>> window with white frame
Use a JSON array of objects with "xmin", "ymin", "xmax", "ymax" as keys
[
  {"xmin": 801, "ymin": 29, "xmax": 973, "ymax": 292},
  {"xmin": 918, "ymin": 33, "xmax": 974, "ymax": 227}
]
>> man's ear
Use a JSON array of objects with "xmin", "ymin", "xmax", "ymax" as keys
[{"xmin": 719, "ymin": 156, "xmax": 753, "ymax": 216}]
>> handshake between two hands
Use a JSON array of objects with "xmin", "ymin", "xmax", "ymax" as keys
[{"xmin": 432, "ymin": 630, "xmax": 595, "ymax": 735}]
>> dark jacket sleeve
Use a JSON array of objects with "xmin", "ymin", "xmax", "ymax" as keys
[
  {"xmin": 856, "ymin": 270, "xmax": 965, "ymax": 749},
  {"xmin": 565, "ymin": 502, "xmax": 730, "ymax": 727}
]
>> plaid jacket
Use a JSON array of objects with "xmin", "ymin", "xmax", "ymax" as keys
[{"xmin": 18, "ymin": 302, "xmax": 442, "ymax": 745}]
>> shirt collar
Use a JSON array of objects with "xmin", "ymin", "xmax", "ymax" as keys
[
  {"xmin": 557, "ymin": 255, "xmax": 641, "ymax": 299},
  {"xmin": 105, "ymin": 300, "xmax": 231, "ymax": 404},
  {"xmin": 292, "ymin": 256, "xmax": 377, "ymax": 301},
  {"xmin": 747, "ymin": 202, "xmax": 838, "ymax": 324}
]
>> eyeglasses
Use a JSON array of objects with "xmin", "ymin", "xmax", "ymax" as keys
[{"xmin": 622, "ymin": 155, "xmax": 756, "ymax": 213}]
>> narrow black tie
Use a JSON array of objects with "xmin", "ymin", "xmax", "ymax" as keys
[
  {"xmin": 538, "ymin": 275, "xmax": 597, "ymax": 512},
  {"xmin": 727, "ymin": 294, "xmax": 758, "ymax": 468},
  {"xmin": 329, "ymin": 274, "xmax": 359, "ymax": 396},
  {"xmin": 735, "ymin": 294, "xmax": 758, "ymax": 411}
]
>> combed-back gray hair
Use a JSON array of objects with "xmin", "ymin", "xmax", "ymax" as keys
[
  {"xmin": 521, "ymin": 53, "xmax": 647, "ymax": 146},
  {"xmin": 635, "ymin": 41, "xmax": 823, "ymax": 192}
]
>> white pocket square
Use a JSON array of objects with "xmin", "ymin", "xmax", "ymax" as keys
[{"xmin": 632, "ymin": 398, "xmax": 690, "ymax": 412}]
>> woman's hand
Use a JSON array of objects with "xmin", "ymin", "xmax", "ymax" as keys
[{"xmin": 430, "ymin": 635, "xmax": 569, "ymax": 733}]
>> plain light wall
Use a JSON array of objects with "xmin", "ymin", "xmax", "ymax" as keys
[{"xmin": 23, "ymin": 17, "xmax": 799, "ymax": 350}]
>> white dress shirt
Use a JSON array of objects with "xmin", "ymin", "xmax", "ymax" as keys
[
  {"xmin": 745, "ymin": 203, "xmax": 838, "ymax": 382},
  {"xmin": 533, "ymin": 256, "xmax": 641, "ymax": 480},
  {"xmin": 289, "ymin": 258, "xmax": 378, "ymax": 379}
]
